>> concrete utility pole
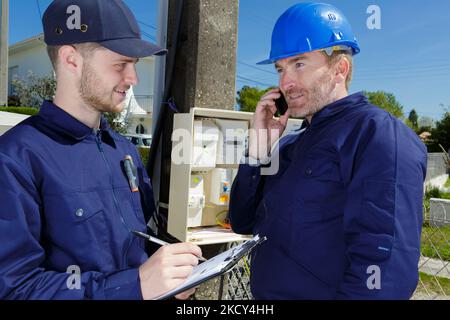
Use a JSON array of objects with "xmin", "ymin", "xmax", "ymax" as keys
[
  {"xmin": 159, "ymin": 0, "xmax": 239, "ymax": 299},
  {"xmin": 0, "ymin": 0, "xmax": 9, "ymax": 106}
]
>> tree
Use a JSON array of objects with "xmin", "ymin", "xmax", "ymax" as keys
[
  {"xmin": 103, "ymin": 112, "xmax": 128, "ymax": 134},
  {"xmin": 427, "ymin": 112, "xmax": 450, "ymax": 152},
  {"xmin": 407, "ymin": 109, "xmax": 419, "ymax": 132},
  {"xmin": 11, "ymin": 71, "xmax": 56, "ymax": 108},
  {"xmin": 236, "ymin": 85, "xmax": 271, "ymax": 112},
  {"xmin": 363, "ymin": 91, "xmax": 404, "ymax": 119}
]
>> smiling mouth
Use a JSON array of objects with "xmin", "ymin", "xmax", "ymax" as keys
[
  {"xmin": 114, "ymin": 89, "xmax": 127, "ymax": 95},
  {"xmin": 288, "ymin": 94, "xmax": 303, "ymax": 101}
]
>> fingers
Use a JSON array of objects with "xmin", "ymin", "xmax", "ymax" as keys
[
  {"xmin": 260, "ymin": 88, "xmax": 281, "ymax": 101},
  {"xmin": 139, "ymin": 243, "xmax": 202, "ymax": 300},
  {"xmin": 159, "ymin": 242, "xmax": 203, "ymax": 260},
  {"xmin": 175, "ymin": 287, "xmax": 197, "ymax": 300},
  {"xmin": 256, "ymin": 89, "xmax": 280, "ymax": 109},
  {"xmin": 165, "ymin": 265, "xmax": 195, "ymax": 279},
  {"xmin": 165, "ymin": 253, "xmax": 199, "ymax": 267}
]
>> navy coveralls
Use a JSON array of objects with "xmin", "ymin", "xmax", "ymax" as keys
[
  {"xmin": 230, "ymin": 92, "xmax": 427, "ymax": 299},
  {"xmin": 0, "ymin": 101, "xmax": 155, "ymax": 299}
]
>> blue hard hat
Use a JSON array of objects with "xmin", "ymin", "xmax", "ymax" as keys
[
  {"xmin": 257, "ymin": 2, "xmax": 360, "ymax": 65},
  {"xmin": 43, "ymin": 0, "xmax": 167, "ymax": 58}
]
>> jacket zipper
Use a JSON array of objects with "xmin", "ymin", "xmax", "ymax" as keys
[{"xmin": 95, "ymin": 130, "xmax": 131, "ymax": 267}]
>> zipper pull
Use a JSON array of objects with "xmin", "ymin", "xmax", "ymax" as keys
[{"xmin": 95, "ymin": 129, "xmax": 104, "ymax": 151}]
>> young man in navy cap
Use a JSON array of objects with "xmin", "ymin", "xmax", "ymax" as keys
[{"xmin": 0, "ymin": 0, "xmax": 201, "ymax": 300}]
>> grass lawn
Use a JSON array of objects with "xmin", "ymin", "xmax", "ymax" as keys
[
  {"xmin": 445, "ymin": 178, "xmax": 450, "ymax": 189},
  {"xmin": 418, "ymin": 272, "xmax": 450, "ymax": 296},
  {"xmin": 421, "ymin": 225, "xmax": 450, "ymax": 261}
]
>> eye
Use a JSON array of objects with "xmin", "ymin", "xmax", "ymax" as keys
[
  {"xmin": 275, "ymin": 68, "xmax": 283, "ymax": 74},
  {"xmin": 115, "ymin": 63, "xmax": 126, "ymax": 71},
  {"xmin": 295, "ymin": 62, "xmax": 305, "ymax": 69}
]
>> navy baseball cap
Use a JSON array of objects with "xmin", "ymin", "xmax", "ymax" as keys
[{"xmin": 42, "ymin": 0, "xmax": 167, "ymax": 58}]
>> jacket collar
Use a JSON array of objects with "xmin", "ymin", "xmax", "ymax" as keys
[
  {"xmin": 302, "ymin": 92, "xmax": 368, "ymax": 128},
  {"xmin": 37, "ymin": 100, "xmax": 113, "ymax": 141}
]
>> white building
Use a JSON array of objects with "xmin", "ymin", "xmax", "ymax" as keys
[{"xmin": 8, "ymin": 34, "xmax": 156, "ymax": 135}]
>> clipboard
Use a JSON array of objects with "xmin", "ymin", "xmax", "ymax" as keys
[{"xmin": 154, "ymin": 234, "xmax": 267, "ymax": 300}]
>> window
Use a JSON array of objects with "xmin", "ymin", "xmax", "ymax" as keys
[{"xmin": 136, "ymin": 124, "xmax": 145, "ymax": 134}]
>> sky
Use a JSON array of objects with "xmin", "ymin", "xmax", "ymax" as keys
[{"xmin": 6, "ymin": 0, "xmax": 450, "ymax": 121}]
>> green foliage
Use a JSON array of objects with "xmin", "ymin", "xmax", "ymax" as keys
[
  {"xmin": 421, "ymin": 225, "xmax": 450, "ymax": 261},
  {"xmin": 103, "ymin": 112, "xmax": 128, "ymax": 134},
  {"xmin": 363, "ymin": 91, "xmax": 404, "ymax": 118},
  {"xmin": 427, "ymin": 112, "xmax": 450, "ymax": 152},
  {"xmin": 445, "ymin": 178, "xmax": 450, "ymax": 189},
  {"xmin": 11, "ymin": 71, "xmax": 56, "ymax": 108},
  {"xmin": 425, "ymin": 186, "xmax": 443, "ymax": 200},
  {"xmin": 404, "ymin": 119, "xmax": 416, "ymax": 132},
  {"xmin": 236, "ymin": 85, "xmax": 272, "ymax": 113},
  {"xmin": 423, "ymin": 186, "xmax": 450, "ymax": 219},
  {"xmin": 407, "ymin": 109, "xmax": 419, "ymax": 132},
  {"xmin": 0, "ymin": 106, "xmax": 39, "ymax": 116},
  {"xmin": 7, "ymin": 95, "xmax": 21, "ymax": 106},
  {"xmin": 418, "ymin": 272, "xmax": 450, "ymax": 296},
  {"xmin": 137, "ymin": 147, "xmax": 150, "ymax": 168},
  {"xmin": 424, "ymin": 186, "xmax": 439, "ymax": 215}
]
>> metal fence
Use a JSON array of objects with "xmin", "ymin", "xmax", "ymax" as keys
[
  {"xmin": 412, "ymin": 198, "xmax": 450, "ymax": 300},
  {"xmin": 222, "ymin": 242, "xmax": 253, "ymax": 300}
]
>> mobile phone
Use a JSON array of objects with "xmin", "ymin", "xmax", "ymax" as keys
[{"xmin": 275, "ymin": 92, "xmax": 288, "ymax": 116}]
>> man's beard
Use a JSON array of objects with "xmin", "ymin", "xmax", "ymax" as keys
[
  {"xmin": 79, "ymin": 63, "xmax": 125, "ymax": 113},
  {"xmin": 288, "ymin": 71, "xmax": 337, "ymax": 119}
]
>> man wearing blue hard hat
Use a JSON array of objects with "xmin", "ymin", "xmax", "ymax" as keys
[
  {"xmin": 230, "ymin": 3, "xmax": 427, "ymax": 299},
  {"xmin": 0, "ymin": 0, "xmax": 201, "ymax": 300}
]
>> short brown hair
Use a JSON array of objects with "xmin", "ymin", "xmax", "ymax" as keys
[
  {"xmin": 322, "ymin": 50, "xmax": 353, "ymax": 91},
  {"xmin": 46, "ymin": 43, "xmax": 103, "ymax": 72}
]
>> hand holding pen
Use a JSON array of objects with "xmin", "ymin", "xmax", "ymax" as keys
[
  {"xmin": 137, "ymin": 235, "xmax": 205, "ymax": 300},
  {"xmin": 132, "ymin": 230, "xmax": 207, "ymax": 261}
]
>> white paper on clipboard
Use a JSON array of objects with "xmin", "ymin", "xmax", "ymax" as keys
[{"xmin": 154, "ymin": 234, "xmax": 266, "ymax": 300}]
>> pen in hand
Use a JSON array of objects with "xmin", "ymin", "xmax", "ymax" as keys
[{"xmin": 132, "ymin": 230, "xmax": 207, "ymax": 262}]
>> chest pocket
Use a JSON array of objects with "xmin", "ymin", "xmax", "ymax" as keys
[
  {"xmin": 301, "ymin": 154, "xmax": 342, "ymax": 182},
  {"xmin": 42, "ymin": 191, "xmax": 112, "ymax": 268}
]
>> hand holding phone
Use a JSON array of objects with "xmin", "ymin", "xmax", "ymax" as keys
[
  {"xmin": 248, "ymin": 89, "xmax": 290, "ymax": 160},
  {"xmin": 275, "ymin": 92, "xmax": 288, "ymax": 116}
]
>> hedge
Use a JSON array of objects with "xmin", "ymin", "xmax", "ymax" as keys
[{"xmin": 0, "ymin": 107, "xmax": 39, "ymax": 116}]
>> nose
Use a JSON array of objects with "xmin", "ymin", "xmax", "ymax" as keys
[
  {"xmin": 279, "ymin": 70, "xmax": 295, "ymax": 93},
  {"xmin": 125, "ymin": 65, "xmax": 139, "ymax": 86}
]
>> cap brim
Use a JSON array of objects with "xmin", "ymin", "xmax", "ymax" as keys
[
  {"xmin": 99, "ymin": 38, "xmax": 167, "ymax": 58},
  {"xmin": 256, "ymin": 58, "xmax": 274, "ymax": 65}
]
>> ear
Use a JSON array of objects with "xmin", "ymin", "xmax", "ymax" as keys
[
  {"xmin": 58, "ymin": 45, "xmax": 83, "ymax": 75},
  {"xmin": 334, "ymin": 56, "xmax": 349, "ymax": 86}
]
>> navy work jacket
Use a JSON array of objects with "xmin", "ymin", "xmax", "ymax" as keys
[
  {"xmin": 0, "ymin": 101, "xmax": 155, "ymax": 299},
  {"xmin": 229, "ymin": 92, "xmax": 427, "ymax": 299}
]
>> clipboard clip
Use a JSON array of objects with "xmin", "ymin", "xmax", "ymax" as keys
[{"xmin": 228, "ymin": 234, "xmax": 267, "ymax": 264}]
